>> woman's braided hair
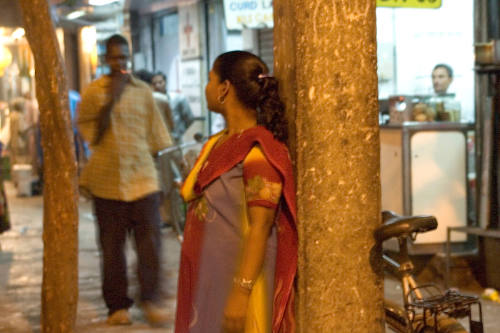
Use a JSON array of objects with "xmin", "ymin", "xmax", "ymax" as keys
[{"xmin": 213, "ymin": 51, "xmax": 288, "ymax": 142}]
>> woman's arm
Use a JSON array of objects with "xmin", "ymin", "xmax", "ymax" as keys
[
  {"xmin": 237, "ymin": 205, "xmax": 276, "ymax": 285},
  {"xmin": 223, "ymin": 205, "xmax": 276, "ymax": 333}
]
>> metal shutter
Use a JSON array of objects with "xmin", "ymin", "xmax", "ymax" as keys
[{"xmin": 258, "ymin": 28, "xmax": 274, "ymax": 72}]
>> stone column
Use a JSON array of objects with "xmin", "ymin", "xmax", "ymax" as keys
[
  {"xmin": 274, "ymin": 1, "xmax": 384, "ymax": 331},
  {"xmin": 19, "ymin": 1, "xmax": 79, "ymax": 332}
]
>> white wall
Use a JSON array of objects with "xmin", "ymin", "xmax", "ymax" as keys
[{"xmin": 377, "ymin": 0, "xmax": 475, "ymax": 121}]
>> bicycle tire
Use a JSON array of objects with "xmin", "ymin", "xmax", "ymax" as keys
[
  {"xmin": 412, "ymin": 315, "xmax": 467, "ymax": 333},
  {"xmin": 385, "ymin": 300, "xmax": 410, "ymax": 333},
  {"xmin": 384, "ymin": 300, "xmax": 467, "ymax": 333}
]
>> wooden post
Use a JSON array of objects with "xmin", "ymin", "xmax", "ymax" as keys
[
  {"xmin": 19, "ymin": 1, "xmax": 79, "ymax": 332},
  {"xmin": 274, "ymin": 1, "xmax": 384, "ymax": 331}
]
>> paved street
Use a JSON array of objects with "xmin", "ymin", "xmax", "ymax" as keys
[
  {"xmin": 1, "ymin": 181, "xmax": 499, "ymax": 332},
  {"xmin": 0, "ymin": 182, "xmax": 180, "ymax": 332}
]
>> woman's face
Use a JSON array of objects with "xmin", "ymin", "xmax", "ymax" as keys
[{"xmin": 205, "ymin": 68, "xmax": 223, "ymax": 113}]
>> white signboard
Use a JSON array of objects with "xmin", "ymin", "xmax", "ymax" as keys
[
  {"xmin": 179, "ymin": 59, "xmax": 202, "ymax": 117},
  {"xmin": 223, "ymin": 0, "xmax": 273, "ymax": 30},
  {"xmin": 179, "ymin": 3, "xmax": 201, "ymax": 60}
]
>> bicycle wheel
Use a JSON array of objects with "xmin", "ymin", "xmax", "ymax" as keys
[
  {"xmin": 412, "ymin": 315, "xmax": 467, "ymax": 333},
  {"xmin": 385, "ymin": 300, "xmax": 410, "ymax": 333},
  {"xmin": 384, "ymin": 300, "xmax": 467, "ymax": 333}
]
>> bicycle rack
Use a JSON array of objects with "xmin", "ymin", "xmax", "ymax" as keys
[{"xmin": 407, "ymin": 284, "xmax": 484, "ymax": 333}]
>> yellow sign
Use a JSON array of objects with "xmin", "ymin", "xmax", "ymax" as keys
[{"xmin": 376, "ymin": 0, "xmax": 442, "ymax": 8}]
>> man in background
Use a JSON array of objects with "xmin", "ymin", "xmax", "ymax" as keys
[
  {"xmin": 134, "ymin": 70, "xmax": 174, "ymax": 132},
  {"xmin": 150, "ymin": 71, "xmax": 196, "ymax": 229},
  {"xmin": 432, "ymin": 63, "xmax": 453, "ymax": 95},
  {"xmin": 430, "ymin": 64, "xmax": 461, "ymax": 121},
  {"xmin": 151, "ymin": 71, "xmax": 194, "ymax": 144},
  {"xmin": 78, "ymin": 35, "xmax": 172, "ymax": 326}
]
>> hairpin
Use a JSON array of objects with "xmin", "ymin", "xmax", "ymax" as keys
[{"xmin": 257, "ymin": 73, "xmax": 273, "ymax": 80}]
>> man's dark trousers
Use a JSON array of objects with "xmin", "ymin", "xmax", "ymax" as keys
[{"xmin": 93, "ymin": 192, "xmax": 162, "ymax": 315}]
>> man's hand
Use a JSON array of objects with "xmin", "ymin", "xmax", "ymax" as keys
[
  {"xmin": 93, "ymin": 72, "xmax": 130, "ymax": 145},
  {"xmin": 110, "ymin": 72, "xmax": 130, "ymax": 101},
  {"xmin": 222, "ymin": 286, "xmax": 250, "ymax": 333}
]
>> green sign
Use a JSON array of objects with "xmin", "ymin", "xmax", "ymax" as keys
[{"xmin": 377, "ymin": 0, "xmax": 442, "ymax": 8}]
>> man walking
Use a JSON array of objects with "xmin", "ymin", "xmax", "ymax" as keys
[{"xmin": 77, "ymin": 34, "xmax": 172, "ymax": 326}]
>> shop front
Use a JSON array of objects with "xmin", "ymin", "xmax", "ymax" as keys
[
  {"xmin": 376, "ymin": 0, "xmax": 476, "ymax": 253},
  {"xmin": 379, "ymin": 0, "xmax": 500, "ymax": 288}
]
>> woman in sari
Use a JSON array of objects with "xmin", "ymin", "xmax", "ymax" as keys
[{"xmin": 175, "ymin": 51, "xmax": 297, "ymax": 333}]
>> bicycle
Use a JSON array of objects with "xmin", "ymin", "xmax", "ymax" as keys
[
  {"xmin": 155, "ymin": 134, "xmax": 205, "ymax": 243},
  {"xmin": 377, "ymin": 211, "xmax": 484, "ymax": 333}
]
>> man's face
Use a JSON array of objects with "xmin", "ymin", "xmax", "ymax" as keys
[
  {"xmin": 152, "ymin": 75, "xmax": 167, "ymax": 94},
  {"xmin": 105, "ymin": 44, "xmax": 129, "ymax": 75},
  {"xmin": 432, "ymin": 67, "xmax": 452, "ymax": 94}
]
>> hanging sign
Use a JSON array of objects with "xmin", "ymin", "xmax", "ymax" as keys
[
  {"xmin": 376, "ymin": 0, "xmax": 442, "ymax": 8},
  {"xmin": 224, "ymin": 0, "xmax": 441, "ymax": 31},
  {"xmin": 179, "ymin": 3, "xmax": 201, "ymax": 60},
  {"xmin": 223, "ymin": 0, "xmax": 273, "ymax": 30}
]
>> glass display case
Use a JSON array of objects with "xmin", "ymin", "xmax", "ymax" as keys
[{"xmin": 380, "ymin": 122, "xmax": 475, "ymax": 253}]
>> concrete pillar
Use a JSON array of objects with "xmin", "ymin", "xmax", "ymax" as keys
[
  {"xmin": 19, "ymin": 1, "xmax": 79, "ymax": 332},
  {"xmin": 274, "ymin": 1, "xmax": 384, "ymax": 331}
]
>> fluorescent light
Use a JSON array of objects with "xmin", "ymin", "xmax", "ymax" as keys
[
  {"xmin": 88, "ymin": 0, "xmax": 119, "ymax": 6},
  {"xmin": 66, "ymin": 10, "xmax": 86, "ymax": 20},
  {"xmin": 81, "ymin": 26, "xmax": 97, "ymax": 53}
]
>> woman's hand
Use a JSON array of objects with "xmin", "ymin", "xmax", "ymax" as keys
[{"xmin": 222, "ymin": 286, "xmax": 250, "ymax": 333}]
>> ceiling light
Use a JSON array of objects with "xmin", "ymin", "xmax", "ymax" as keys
[
  {"xmin": 66, "ymin": 10, "xmax": 86, "ymax": 20},
  {"xmin": 88, "ymin": 0, "xmax": 120, "ymax": 6}
]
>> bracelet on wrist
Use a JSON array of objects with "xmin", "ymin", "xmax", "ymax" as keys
[{"xmin": 233, "ymin": 276, "xmax": 254, "ymax": 292}]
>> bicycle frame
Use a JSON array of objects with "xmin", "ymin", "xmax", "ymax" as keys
[
  {"xmin": 384, "ymin": 236, "xmax": 423, "ymax": 325},
  {"xmin": 384, "ymin": 235, "xmax": 484, "ymax": 333},
  {"xmin": 155, "ymin": 139, "xmax": 206, "ymax": 243}
]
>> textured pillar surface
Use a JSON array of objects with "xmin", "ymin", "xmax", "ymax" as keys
[
  {"xmin": 274, "ymin": 1, "xmax": 384, "ymax": 331},
  {"xmin": 19, "ymin": 1, "xmax": 79, "ymax": 332}
]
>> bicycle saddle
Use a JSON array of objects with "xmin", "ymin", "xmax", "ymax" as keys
[{"xmin": 374, "ymin": 211, "xmax": 438, "ymax": 242}]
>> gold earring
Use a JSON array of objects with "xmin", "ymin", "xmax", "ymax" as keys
[{"xmin": 217, "ymin": 95, "xmax": 225, "ymax": 104}]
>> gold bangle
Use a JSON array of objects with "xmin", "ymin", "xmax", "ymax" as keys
[{"xmin": 233, "ymin": 276, "xmax": 254, "ymax": 292}]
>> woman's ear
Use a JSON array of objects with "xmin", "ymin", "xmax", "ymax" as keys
[{"xmin": 218, "ymin": 80, "xmax": 230, "ymax": 99}]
